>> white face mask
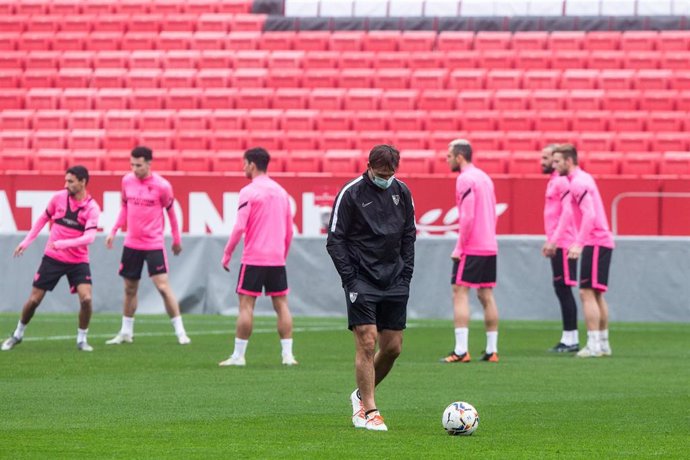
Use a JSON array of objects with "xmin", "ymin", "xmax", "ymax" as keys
[{"xmin": 372, "ymin": 175, "xmax": 395, "ymax": 190}]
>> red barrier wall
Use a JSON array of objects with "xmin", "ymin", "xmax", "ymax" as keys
[{"xmin": 0, "ymin": 172, "xmax": 687, "ymax": 236}]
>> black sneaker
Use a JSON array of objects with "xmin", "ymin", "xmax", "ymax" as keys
[
  {"xmin": 479, "ymin": 351, "xmax": 499, "ymax": 362},
  {"xmin": 549, "ymin": 342, "xmax": 580, "ymax": 353}
]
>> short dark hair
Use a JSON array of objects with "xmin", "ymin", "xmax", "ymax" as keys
[
  {"xmin": 449, "ymin": 139, "xmax": 473, "ymax": 162},
  {"xmin": 368, "ymin": 144, "xmax": 400, "ymax": 171},
  {"xmin": 244, "ymin": 147, "xmax": 270, "ymax": 172},
  {"xmin": 131, "ymin": 146, "xmax": 153, "ymax": 162},
  {"xmin": 553, "ymin": 143, "xmax": 578, "ymax": 165},
  {"xmin": 66, "ymin": 165, "xmax": 89, "ymax": 185}
]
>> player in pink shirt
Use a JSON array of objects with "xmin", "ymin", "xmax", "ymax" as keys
[
  {"xmin": 441, "ymin": 140, "xmax": 500, "ymax": 364},
  {"xmin": 2, "ymin": 166, "xmax": 101, "ymax": 352},
  {"xmin": 552, "ymin": 144, "xmax": 614, "ymax": 358},
  {"xmin": 105, "ymin": 146, "xmax": 190, "ymax": 346},
  {"xmin": 218, "ymin": 148, "xmax": 296, "ymax": 367},
  {"xmin": 540, "ymin": 145, "xmax": 580, "ymax": 353}
]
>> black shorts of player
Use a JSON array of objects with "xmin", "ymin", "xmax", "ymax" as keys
[
  {"xmin": 119, "ymin": 246, "xmax": 167, "ymax": 280},
  {"xmin": 236, "ymin": 264, "xmax": 289, "ymax": 297},
  {"xmin": 550, "ymin": 248, "xmax": 578, "ymax": 287},
  {"xmin": 33, "ymin": 255, "xmax": 92, "ymax": 294},
  {"xmin": 451, "ymin": 255, "xmax": 497, "ymax": 288},
  {"xmin": 580, "ymin": 245, "xmax": 613, "ymax": 292},
  {"xmin": 345, "ymin": 279, "xmax": 409, "ymax": 331}
]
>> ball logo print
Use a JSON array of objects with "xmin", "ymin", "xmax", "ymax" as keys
[{"xmin": 442, "ymin": 401, "xmax": 479, "ymax": 436}]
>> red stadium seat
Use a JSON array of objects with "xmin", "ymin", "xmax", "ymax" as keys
[
  {"xmin": 550, "ymin": 51, "xmax": 588, "ymax": 70},
  {"xmin": 175, "ymin": 109, "xmax": 212, "ymax": 130},
  {"xmin": 499, "ymin": 111, "xmax": 534, "ymax": 131},
  {"xmin": 445, "ymin": 51, "xmax": 479, "ymax": 69},
  {"xmin": 231, "ymin": 14, "xmax": 266, "ymax": 32},
  {"xmin": 222, "ymin": 32, "xmax": 260, "ymax": 50},
  {"xmin": 561, "ymin": 70, "xmax": 598, "ymax": 90},
  {"xmin": 583, "ymin": 152, "xmax": 622, "ymax": 175},
  {"xmin": 0, "ymin": 52, "xmax": 22, "ymax": 69},
  {"xmin": 22, "ymin": 69, "xmax": 55, "ymax": 87},
  {"xmin": 374, "ymin": 69, "xmax": 411, "ymax": 90},
  {"xmin": 620, "ymin": 154, "xmax": 660, "ymax": 175},
  {"xmin": 199, "ymin": 50, "xmax": 233, "ymax": 68},
  {"xmin": 61, "ymin": 89, "xmax": 95, "ymax": 110},
  {"xmin": 395, "ymin": 132, "xmax": 429, "ymax": 150},
  {"xmin": 399, "ymin": 32, "xmax": 436, "ymax": 52},
  {"xmin": 635, "ymin": 70, "xmax": 672, "ymax": 90},
  {"xmin": 448, "ymin": 70, "xmax": 486, "ymax": 90},
  {"xmin": 456, "ymin": 90, "xmax": 494, "ymax": 110},
  {"xmin": 548, "ymin": 32, "xmax": 586, "ymax": 51},
  {"xmin": 0, "ymin": 110, "xmax": 33, "ymax": 130},
  {"xmin": 429, "ymin": 131, "xmax": 466, "ymax": 151},
  {"xmin": 68, "ymin": 130, "xmax": 104, "ymax": 150},
  {"xmin": 504, "ymin": 131, "xmax": 539, "ymax": 151},
  {"xmin": 95, "ymin": 89, "xmax": 131, "ymax": 110},
  {"xmin": 267, "ymin": 69, "xmax": 302, "ymax": 88},
  {"xmin": 344, "ymin": 89, "xmax": 381, "ymax": 110},
  {"xmin": 363, "ymin": 31, "xmax": 401, "ymax": 52},
  {"xmin": 232, "ymin": 69, "xmax": 268, "ymax": 88},
  {"xmin": 427, "ymin": 111, "xmax": 459, "ymax": 131},
  {"xmin": 522, "ymin": 70, "xmax": 561, "ymax": 90},
  {"xmin": 139, "ymin": 131, "xmax": 174, "ymax": 150},
  {"xmin": 293, "ymin": 32, "xmax": 330, "ymax": 51},
  {"xmin": 609, "ymin": 111, "xmax": 647, "ymax": 132},
  {"xmin": 103, "ymin": 130, "xmax": 137, "ymax": 150},
  {"xmin": 486, "ymin": 70, "xmax": 522, "ymax": 90},
  {"xmin": 659, "ymin": 152, "xmax": 690, "ymax": 175},
  {"xmin": 33, "ymin": 150, "xmax": 68, "ymax": 171},
  {"xmin": 475, "ymin": 32, "xmax": 511, "ymax": 51},
  {"xmin": 507, "ymin": 152, "xmax": 537, "ymax": 175},
  {"xmin": 273, "ymin": 88, "xmax": 309, "ymax": 109},
  {"xmin": 260, "ymin": 32, "xmax": 297, "ymax": 51},
  {"xmin": 624, "ymin": 51, "xmax": 660, "ymax": 70},
  {"xmin": 176, "ymin": 131, "xmax": 211, "ymax": 150},
  {"xmin": 599, "ymin": 69, "xmax": 635, "ymax": 90},
  {"xmin": 246, "ymin": 109, "xmax": 281, "ymax": 130},
  {"xmin": 462, "ymin": 111, "xmax": 496, "ymax": 131},
  {"xmin": 210, "ymin": 131, "xmax": 246, "ymax": 151},
  {"xmin": 210, "ymin": 109, "xmax": 246, "ymax": 130},
  {"xmin": 387, "ymin": 111, "xmax": 424, "ymax": 131},
  {"xmin": 283, "ymin": 131, "xmax": 318, "ymax": 150},
  {"xmin": 282, "ymin": 109, "xmax": 317, "ymax": 130},
  {"xmin": 578, "ymin": 133, "xmax": 615, "ymax": 152},
  {"xmin": 493, "ymin": 90, "xmax": 530, "ymax": 110},
  {"xmin": 657, "ymin": 31, "xmax": 690, "ymax": 52},
  {"xmin": 268, "ymin": 50, "xmax": 304, "ymax": 69},
  {"xmin": 317, "ymin": 112, "xmax": 352, "ymax": 131},
  {"xmin": 467, "ymin": 131, "xmax": 502, "ymax": 151},
  {"xmin": 0, "ymin": 150, "xmax": 32, "ymax": 171},
  {"xmin": 572, "ymin": 111, "xmax": 610, "ymax": 131},
  {"xmin": 330, "ymin": 32, "xmax": 364, "ymax": 52},
  {"xmin": 247, "ymin": 130, "xmax": 282, "ymax": 151},
  {"xmin": 164, "ymin": 14, "xmax": 199, "ymax": 32},
  {"xmin": 60, "ymin": 51, "xmax": 94, "ymax": 69},
  {"xmin": 410, "ymin": 69, "xmax": 448, "ymax": 90},
  {"xmin": 303, "ymin": 69, "xmax": 339, "ymax": 88},
  {"xmin": 437, "ymin": 32, "xmax": 474, "ymax": 51},
  {"xmin": 284, "ymin": 151, "xmax": 321, "ymax": 173},
  {"xmin": 33, "ymin": 110, "xmax": 68, "ymax": 130},
  {"xmin": 339, "ymin": 69, "xmax": 374, "ymax": 89},
  {"xmin": 512, "ymin": 32, "xmax": 548, "ymax": 50},
  {"xmin": 654, "ymin": 133, "xmax": 690, "ymax": 152},
  {"xmin": 353, "ymin": 111, "xmax": 389, "ymax": 131},
  {"xmin": 515, "ymin": 51, "xmax": 553, "ymax": 70},
  {"xmin": 319, "ymin": 131, "xmax": 355, "ymax": 150},
  {"xmin": 176, "ymin": 151, "xmax": 212, "ymax": 172},
  {"xmin": 0, "ymin": 130, "xmax": 31, "ymax": 149},
  {"xmin": 614, "ymin": 132, "xmax": 654, "ymax": 153},
  {"xmin": 639, "ymin": 90, "xmax": 677, "ymax": 111},
  {"xmin": 309, "ymin": 89, "xmax": 345, "ymax": 110},
  {"xmin": 103, "ymin": 109, "xmax": 137, "ymax": 130},
  {"xmin": 418, "ymin": 90, "xmax": 456, "ymax": 111},
  {"xmin": 478, "ymin": 51, "xmax": 515, "ymax": 69},
  {"xmin": 70, "ymin": 150, "xmax": 105, "ymax": 171},
  {"xmin": 322, "ymin": 150, "xmax": 362, "ymax": 174},
  {"xmin": 196, "ymin": 69, "xmax": 231, "ymax": 88},
  {"xmin": 602, "ymin": 90, "xmax": 639, "ymax": 111},
  {"xmin": 26, "ymin": 89, "xmax": 61, "ymax": 110},
  {"xmin": 69, "ymin": 111, "xmax": 102, "ymax": 129},
  {"xmin": 380, "ymin": 90, "xmax": 419, "ymax": 110},
  {"xmin": 355, "ymin": 131, "xmax": 394, "ymax": 151},
  {"xmin": 660, "ymin": 52, "xmax": 690, "ymax": 71},
  {"xmin": 474, "ymin": 151, "xmax": 509, "ymax": 174},
  {"xmin": 670, "ymin": 71, "xmax": 690, "ymax": 90},
  {"xmin": 588, "ymin": 51, "xmax": 624, "ymax": 70},
  {"xmin": 397, "ymin": 149, "xmax": 433, "ymax": 174},
  {"xmin": 103, "ymin": 151, "xmax": 136, "ymax": 172},
  {"xmin": 535, "ymin": 111, "xmax": 571, "ymax": 131},
  {"xmin": 234, "ymin": 88, "xmax": 273, "ymax": 109},
  {"xmin": 584, "ymin": 32, "xmax": 621, "ymax": 51}
]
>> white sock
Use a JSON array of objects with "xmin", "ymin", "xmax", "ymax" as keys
[
  {"xmin": 13, "ymin": 321, "xmax": 26, "ymax": 339},
  {"xmin": 564, "ymin": 330, "xmax": 579, "ymax": 346},
  {"xmin": 486, "ymin": 331, "xmax": 498, "ymax": 354},
  {"xmin": 233, "ymin": 338, "xmax": 249, "ymax": 358},
  {"xmin": 587, "ymin": 330, "xmax": 600, "ymax": 351},
  {"xmin": 77, "ymin": 328, "xmax": 88, "ymax": 343},
  {"xmin": 453, "ymin": 327, "xmax": 468, "ymax": 355},
  {"xmin": 599, "ymin": 329, "xmax": 609, "ymax": 346},
  {"xmin": 171, "ymin": 316, "xmax": 187, "ymax": 336},
  {"xmin": 280, "ymin": 338, "xmax": 293, "ymax": 357},
  {"xmin": 121, "ymin": 316, "xmax": 134, "ymax": 336}
]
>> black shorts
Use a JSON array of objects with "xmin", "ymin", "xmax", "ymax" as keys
[
  {"xmin": 451, "ymin": 255, "xmax": 497, "ymax": 287},
  {"xmin": 580, "ymin": 245, "xmax": 613, "ymax": 292},
  {"xmin": 236, "ymin": 264, "xmax": 289, "ymax": 297},
  {"xmin": 550, "ymin": 248, "xmax": 578, "ymax": 287},
  {"xmin": 345, "ymin": 279, "xmax": 409, "ymax": 331},
  {"xmin": 119, "ymin": 246, "xmax": 168, "ymax": 280},
  {"xmin": 33, "ymin": 256, "xmax": 92, "ymax": 294}
]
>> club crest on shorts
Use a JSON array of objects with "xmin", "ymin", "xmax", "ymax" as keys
[
  {"xmin": 392, "ymin": 195, "xmax": 400, "ymax": 205},
  {"xmin": 349, "ymin": 292, "xmax": 358, "ymax": 303}
]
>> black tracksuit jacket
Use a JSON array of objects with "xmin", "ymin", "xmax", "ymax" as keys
[{"xmin": 326, "ymin": 172, "xmax": 416, "ymax": 291}]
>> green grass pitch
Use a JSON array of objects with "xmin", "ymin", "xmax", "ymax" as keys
[{"xmin": 0, "ymin": 314, "xmax": 687, "ymax": 459}]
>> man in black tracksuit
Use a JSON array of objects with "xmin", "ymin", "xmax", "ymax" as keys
[{"xmin": 326, "ymin": 144, "xmax": 416, "ymax": 432}]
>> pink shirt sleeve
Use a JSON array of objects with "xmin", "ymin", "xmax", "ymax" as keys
[
  {"xmin": 573, "ymin": 183, "xmax": 596, "ymax": 246},
  {"xmin": 19, "ymin": 212, "xmax": 51, "ymax": 249},
  {"xmin": 222, "ymin": 189, "xmax": 251, "ymax": 267},
  {"xmin": 453, "ymin": 175, "xmax": 475, "ymax": 257},
  {"xmin": 109, "ymin": 179, "xmax": 128, "ymax": 237},
  {"xmin": 284, "ymin": 195, "xmax": 293, "ymax": 260}
]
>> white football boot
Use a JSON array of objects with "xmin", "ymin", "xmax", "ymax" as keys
[
  {"xmin": 177, "ymin": 334, "xmax": 191, "ymax": 345},
  {"xmin": 281, "ymin": 354, "xmax": 298, "ymax": 366},
  {"xmin": 576, "ymin": 345, "xmax": 603, "ymax": 358},
  {"xmin": 365, "ymin": 411, "xmax": 388, "ymax": 431},
  {"xmin": 77, "ymin": 341, "xmax": 94, "ymax": 352},
  {"xmin": 1, "ymin": 335, "xmax": 22, "ymax": 351},
  {"xmin": 105, "ymin": 333, "xmax": 133, "ymax": 345},
  {"xmin": 350, "ymin": 389, "xmax": 366, "ymax": 428},
  {"xmin": 218, "ymin": 355, "xmax": 246, "ymax": 367}
]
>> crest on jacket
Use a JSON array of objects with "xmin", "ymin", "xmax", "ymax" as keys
[
  {"xmin": 392, "ymin": 195, "xmax": 400, "ymax": 205},
  {"xmin": 349, "ymin": 292, "xmax": 358, "ymax": 303}
]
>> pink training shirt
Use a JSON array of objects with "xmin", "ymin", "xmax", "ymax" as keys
[
  {"xmin": 19, "ymin": 189, "xmax": 101, "ymax": 264},
  {"xmin": 544, "ymin": 172, "xmax": 576, "ymax": 248},
  {"xmin": 223, "ymin": 174, "xmax": 293, "ymax": 267},
  {"xmin": 567, "ymin": 168, "xmax": 615, "ymax": 248},
  {"xmin": 109, "ymin": 172, "xmax": 181, "ymax": 250},
  {"xmin": 452, "ymin": 164, "xmax": 498, "ymax": 257}
]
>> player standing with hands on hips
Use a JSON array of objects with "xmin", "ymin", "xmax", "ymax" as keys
[
  {"xmin": 218, "ymin": 147, "xmax": 297, "ymax": 367},
  {"xmin": 2, "ymin": 166, "xmax": 101, "ymax": 352},
  {"xmin": 327, "ymin": 144, "xmax": 416, "ymax": 432},
  {"xmin": 105, "ymin": 146, "xmax": 190, "ymax": 345}
]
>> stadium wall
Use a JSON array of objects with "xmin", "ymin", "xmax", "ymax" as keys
[{"xmin": 0, "ymin": 234, "xmax": 688, "ymax": 323}]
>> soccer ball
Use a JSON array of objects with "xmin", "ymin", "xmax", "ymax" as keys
[{"xmin": 442, "ymin": 401, "xmax": 479, "ymax": 436}]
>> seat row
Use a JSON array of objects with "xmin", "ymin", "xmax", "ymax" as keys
[
  {"xmin": 2, "ymin": 148, "xmax": 690, "ymax": 176},
  {"xmin": 3, "ymin": 49, "xmax": 690, "ymax": 71},
  {"xmin": 2, "ymin": 129, "xmax": 690, "ymax": 153},
  {"xmin": 3, "ymin": 109, "xmax": 690, "ymax": 135},
  {"xmin": 0, "ymin": 0, "xmax": 252, "ymax": 16},
  {"xmin": 3, "ymin": 87, "xmax": 690, "ymax": 112},
  {"xmin": 3, "ymin": 30, "xmax": 690, "ymax": 52},
  {"xmin": 3, "ymin": 67, "xmax": 690, "ymax": 92}
]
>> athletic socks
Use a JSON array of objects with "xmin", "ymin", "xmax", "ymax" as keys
[
  {"xmin": 171, "ymin": 315, "xmax": 187, "ymax": 337},
  {"xmin": 453, "ymin": 327, "xmax": 469, "ymax": 355},
  {"xmin": 485, "ymin": 331, "xmax": 498, "ymax": 354},
  {"xmin": 121, "ymin": 316, "xmax": 134, "ymax": 336},
  {"xmin": 586, "ymin": 330, "xmax": 601, "ymax": 352},
  {"xmin": 232, "ymin": 338, "xmax": 249, "ymax": 359},
  {"xmin": 13, "ymin": 321, "xmax": 26, "ymax": 340},
  {"xmin": 561, "ymin": 330, "xmax": 579, "ymax": 346},
  {"xmin": 280, "ymin": 338, "xmax": 293, "ymax": 357},
  {"xmin": 77, "ymin": 328, "xmax": 88, "ymax": 343},
  {"xmin": 599, "ymin": 329, "xmax": 610, "ymax": 349}
]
